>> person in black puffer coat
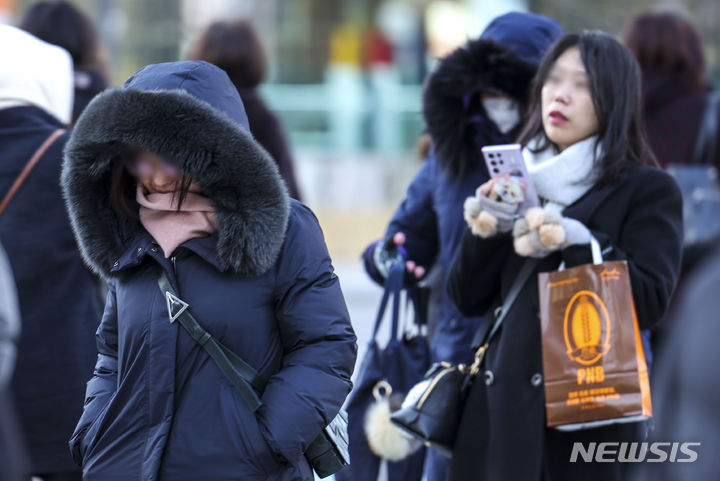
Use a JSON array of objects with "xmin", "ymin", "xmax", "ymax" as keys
[{"xmin": 62, "ymin": 60, "xmax": 357, "ymax": 481}]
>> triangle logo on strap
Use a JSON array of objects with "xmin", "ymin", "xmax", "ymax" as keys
[{"xmin": 165, "ymin": 291, "xmax": 189, "ymax": 323}]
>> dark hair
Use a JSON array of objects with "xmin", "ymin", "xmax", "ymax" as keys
[
  {"xmin": 622, "ymin": 8, "xmax": 706, "ymax": 91},
  {"xmin": 109, "ymin": 151, "xmax": 195, "ymax": 220},
  {"xmin": 20, "ymin": 0, "xmax": 100, "ymax": 67},
  {"xmin": 190, "ymin": 20, "xmax": 266, "ymax": 89},
  {"xmin": 518, "ymin": 31, "xmax": 655, "ymax": 187}
]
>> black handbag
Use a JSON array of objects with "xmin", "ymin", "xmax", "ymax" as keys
[
  {"xmin": 157, "ymin": 269, "xmax": 349, "ymax": 478},
  {"xmin": 390, "ymin": 259, "xmax": 538, "ymax": 456}
]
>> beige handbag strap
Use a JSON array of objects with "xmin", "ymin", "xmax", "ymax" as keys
[{"xmin": 0, "ymin": 129, "xmax": 65, "ymax": 218}]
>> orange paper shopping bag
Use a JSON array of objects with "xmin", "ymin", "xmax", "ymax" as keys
[{"xmin": 538, "ymin": 239, "xmax": 652, "ymax": 430}]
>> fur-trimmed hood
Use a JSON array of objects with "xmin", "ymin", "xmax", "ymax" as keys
[
  {"xmin": 423, "ymin": 12, "xmax": 562, "ymax": 177},
  {"xmin": 62, "ymin": 61, "xmax": 289, "ymax": 278}
]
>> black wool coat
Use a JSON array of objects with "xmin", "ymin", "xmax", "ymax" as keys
[{"xmin": 446, "ymin": 164, "xmax": 683, "ymax": 481}]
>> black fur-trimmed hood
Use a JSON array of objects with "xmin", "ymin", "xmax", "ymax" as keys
[
  {"xmin": 62, "ymin": 61, "xmax": 289, "ymax": 278},
  {"xmin": 423, "ymin": 12, "xmax": 562, "ymax": 177}
]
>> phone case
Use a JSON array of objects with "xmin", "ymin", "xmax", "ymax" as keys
[{"xmin": 481, "ymin": 144, "xmax": 540, "ymax": 214}]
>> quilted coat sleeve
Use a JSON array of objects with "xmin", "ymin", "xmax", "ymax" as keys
[
  {"xmin": 258, "ymin": 203, "xmax": 357, "ymax": 464},
  {"xmin": 69, "ymin": 279, "xmax": 119, "ymax": 463}
]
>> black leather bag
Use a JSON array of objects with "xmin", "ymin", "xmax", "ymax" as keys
[
  {"xmin": 157, "ymin": 269, "xmax": 349, "ymax": 478},
  {"xmin": 390, "ymin": 259, "xmax": 538, "ymax": 456},
  {"xmin": 389, "ymin": 361, "xmax": 472, "ymax": 456},
  {"xmin": 305, "ymin": 409, "xmax": 350, "ymax": 478}
]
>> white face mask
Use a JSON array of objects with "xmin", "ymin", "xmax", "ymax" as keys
[{"xmin": 482, "ymin": 97, "xmax": 521, "ymax": 134}]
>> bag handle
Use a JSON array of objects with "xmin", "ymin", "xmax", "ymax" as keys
[
  {"xmin": 157, "ymin": 267, "xmax": 265, "ymax": 411},
  {"xmin": 691, "ymin": 91, "xmax": 720, "ymax": 166},
  {"xmin": 370, "ymin": 262, "xmax": 406, "ymax": 343},
  {"xmin": 0, "ymin": 129, "xmax": 65, "ymax": 219},
  {"xmin": 558, "ymin": 236, "xmax": 603, "ymax": 271}
]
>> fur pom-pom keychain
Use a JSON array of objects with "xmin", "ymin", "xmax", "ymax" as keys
[{"xmin": 364, "ymin": 380, "xmax": 422, "ymax": 461}]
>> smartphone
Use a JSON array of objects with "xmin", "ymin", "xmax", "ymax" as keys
[{"xmin": 481, "ymin": 143, "xmax": 540, "ymax": 214}]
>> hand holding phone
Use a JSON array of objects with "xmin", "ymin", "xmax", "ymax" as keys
[{"xmin": 481, "ymin": 144, "xmax": 540, "ymax": 214}]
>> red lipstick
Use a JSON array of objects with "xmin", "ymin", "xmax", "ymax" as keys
[{"xmin": 549, "ymin": 110, "xmax": 568, "ymax": 124}]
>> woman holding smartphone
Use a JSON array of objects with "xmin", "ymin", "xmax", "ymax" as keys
[{"xmin": 448, "ymin": 32, "xmax": 683, "ymax": 480}]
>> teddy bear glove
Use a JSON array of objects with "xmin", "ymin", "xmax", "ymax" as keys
[
  {"xmin": 463, "ymin": 188, "xmax": 520, "ymax": 238},
  {"xmin": 512, "ymin": 206, "xmax": 592, "ymax": 258}
]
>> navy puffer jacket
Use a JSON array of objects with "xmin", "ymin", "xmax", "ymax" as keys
[{"xmin": 62, "ymin": 61, "xmax": 357, "ymax": 481}]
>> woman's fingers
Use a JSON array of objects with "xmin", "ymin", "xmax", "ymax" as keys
[
  {"xmin": 393, "ymin": 231, "xmax": 406, "ymax": 246},
  {"xmin": 488, "ymin": 180, "xmax": 500, "ymax": 201},
  {"xmin": 478, "ymin": 179, "xmax": 494, "ymax": 197},
  {"xmin": 405, "ymin": 261, "xmax": 426, "ymax": 278}
]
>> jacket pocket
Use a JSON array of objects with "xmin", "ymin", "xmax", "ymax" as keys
[
  {"xmin": 69, "ymin": 391, "xmax": 118, "ymax": 466},
  {"xmin": 220, "ymin": 383, "xmax": 283, "ymax": 475}
]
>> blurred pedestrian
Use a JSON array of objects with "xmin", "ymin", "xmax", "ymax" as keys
[
  {"xmin": 0, "ymin": 242, "xmax": 28, "ymax": 481},
  {"xmin": 20, "ymin": 0, "xmax": 109, "ymax": 124},
  {"xmin": 448, "ymin": 31, "xmax": 683, "ymax": 481},
  {"xmin": 622, "ymin": 8, "xmax": 717, "ymax": 171},
  {"xmin": 0, "ymin": 25, "xmax": 102, "ymax": 481},
  {"xmin": 62, "ymin": 60, "xmax": 356, "ymax": 480},
  {"xmin": 360, "ymin": 12, "xmax": 562, "ymax": 480},
  {"xmin": 623, "ymin": 8, "xmax": 720, "ymax": 353},
  {"xmin": 632, "ymin": 246, "xmax": 720, "ymax": 481},
  {"xmin": 190, "ymin": 20, "xmax": 303, "ymax": 200}
]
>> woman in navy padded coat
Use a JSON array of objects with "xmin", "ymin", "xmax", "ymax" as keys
[{"xmin": 62, "ymin": 60, "xmax": 357, "ymax": 481}]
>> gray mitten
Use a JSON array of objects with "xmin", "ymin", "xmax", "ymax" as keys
[
  {"xmin": 464, "ymin": 187, "xmax": 519, "ymax": 238},
  {"xmin": 513, "ymin": 206, "xmax": 591, "ymax": 258}
]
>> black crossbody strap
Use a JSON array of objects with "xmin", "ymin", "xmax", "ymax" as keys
[
  {"xmin": 471, "ymin": 258, "xmax": 539, "ymax": 351},
  {"xmin": 486, "ymin": 258, "xmax": 539, "ymax": 344},
  {"xmin": 158, "ymin": 269, "xmax": 265, "ymax": 411}
]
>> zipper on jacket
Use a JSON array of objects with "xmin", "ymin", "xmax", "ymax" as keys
[{"xmin": 171, "ymin": 255, "xmax": 177, "ymax": 275}]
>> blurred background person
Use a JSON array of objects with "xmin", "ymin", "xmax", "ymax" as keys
[
  {"xmin": 623, "ymin": 7, "xmax": 717, "ymax": 172},
  {"xmin": 20, "ymin": 0, "xmax": 109, "ymax": 124},
  {"xmin": 632, "ymin": 244, "xmax": 720, "ymax": 481},
  {"xmin": 189, "ymin": 19, "xmax": 303, "ymax": 200},
  {"xmin": 0, "ymin": 25, "xmax": 102, "ymax": 481},
  {"xmin": 622, "ymin": 7, "xmax": 720, "ymax": 355},
  {"xmin": 0, "ymin": 242, "xmax": 27, "ymax": 481}
]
